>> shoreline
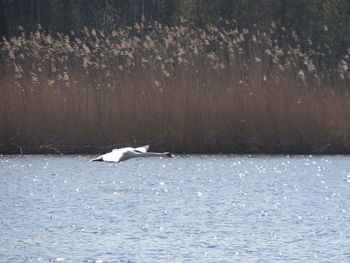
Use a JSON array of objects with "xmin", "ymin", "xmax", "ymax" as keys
[{"xmin": 1, "ymin": 143, "xmax": 349, "ymax": 155}]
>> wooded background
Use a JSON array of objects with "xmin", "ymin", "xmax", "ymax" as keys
[{"xmin": 1, "ymin": 0, "xmax": 350, "ymax": 62}]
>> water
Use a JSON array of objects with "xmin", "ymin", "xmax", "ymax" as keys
[{"xmin": 1, "ymin": 155, "xmax": 350, "ymax": 263}]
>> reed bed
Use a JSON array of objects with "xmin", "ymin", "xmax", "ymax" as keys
[{"xmin": 1, "ymin": 22, "xmax": 350, "ymax": 154}]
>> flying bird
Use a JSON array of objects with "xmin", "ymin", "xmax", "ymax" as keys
[{"xmin": 91, "ymin": 145, "xmax": 173, "ymax": 163}]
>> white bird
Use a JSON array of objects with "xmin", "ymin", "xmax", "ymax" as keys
[{"xmin": 91, "ymin": 145, "xmax": 172, "ymax": 163}]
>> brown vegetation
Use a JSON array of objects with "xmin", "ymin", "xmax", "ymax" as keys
[{"xmin": 1, "ymin": 22, "xmax": 350, "ymax": 154}]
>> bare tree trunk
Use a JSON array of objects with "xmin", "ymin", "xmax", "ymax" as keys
[
  {"xmin": 36, "ymin": 0, "xmax": 40, "ymax": 25},
  {"xmin": 142, "ymin": 0, "xmax": 145, "ymax": 18},
  {"xmin": 0, "ymin": 0, "xmax": 8, "ymax": 37}
]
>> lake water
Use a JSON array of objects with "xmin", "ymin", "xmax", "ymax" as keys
[{"xmin": 1, "ymin": 155, "xmax": 350, "ymax": 263}]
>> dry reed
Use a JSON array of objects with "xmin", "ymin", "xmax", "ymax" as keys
[{"xmin": 1, "ymin": 22, "xmax": 350, "ymax": 154}]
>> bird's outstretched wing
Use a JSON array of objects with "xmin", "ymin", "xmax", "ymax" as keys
[
  {"xmin": 135, "ymin": 145, "xmax": 149, "ymax": 153},
  {"xmin": 91, "ymin": 145, "xmax": 152, "ymax": 163},
  {"xmin": 112, "ymin": 147, "xmax": 121, "ymax": 152},
  {"xmin": 90, "ymin": 155, "xmax": 104, "ymax": 162}
]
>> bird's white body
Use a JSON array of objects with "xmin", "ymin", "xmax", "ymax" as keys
[{"xmin": 91, "ymin": 145, "xmax": 172, "ymax": 163}]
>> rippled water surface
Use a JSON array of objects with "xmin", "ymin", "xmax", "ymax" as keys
[{"xmin": 1, "ymin": 155, "xmax": 350, "ymax": 262}]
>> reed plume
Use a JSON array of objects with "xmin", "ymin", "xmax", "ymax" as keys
[{"xmin": 1, "ymin": 22, "xmax": 349, "ymax": 154}]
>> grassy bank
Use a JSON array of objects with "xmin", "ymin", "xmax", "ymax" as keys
[{"xmin": 1, "ymin": 22, "xmax": 350, "ymax": 154}]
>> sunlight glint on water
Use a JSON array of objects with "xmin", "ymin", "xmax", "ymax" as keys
[{"xmin": 1, "ymin": 155, "xmax": 350, "ymax": 262}]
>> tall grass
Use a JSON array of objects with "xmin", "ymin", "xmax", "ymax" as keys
[{"xmin": 1, "ymin": 22, "xmax": 350, "ymax": 154}]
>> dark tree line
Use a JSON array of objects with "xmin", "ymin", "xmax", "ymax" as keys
[
  {"xmin": 1, "ymin": 0, "xmax": 350, "ymax": 60},
  {"xmin": 0, "ymin": 0, "xmax": 180, "ymax": 34}
]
